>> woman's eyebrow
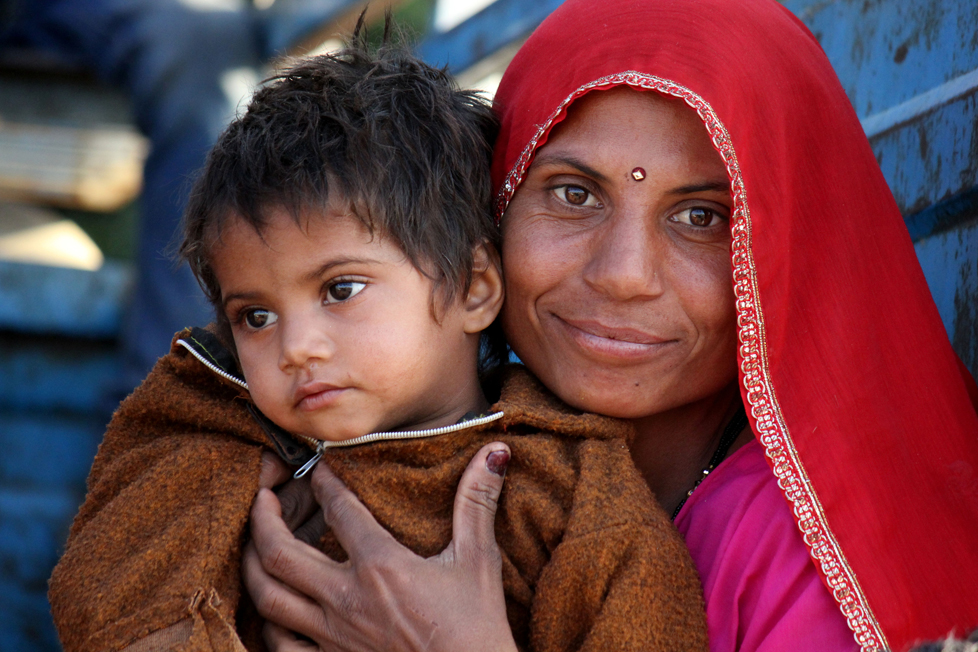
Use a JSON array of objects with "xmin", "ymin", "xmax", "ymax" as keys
[
  {"xmin": 671, "ymin": 181, "xmax": 731, "ymax": 194},
  {"xmin": 533, "ymin": 153, "xmax": 609, "ymax": 182}
]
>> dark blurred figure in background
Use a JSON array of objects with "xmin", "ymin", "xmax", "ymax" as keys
[{"xmin": 0, "ymin": 0, "xmax": 358, "ymax": 397}]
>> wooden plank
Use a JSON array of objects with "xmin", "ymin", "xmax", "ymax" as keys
[
  {"xmin": 783, "ymin": 0, "xmax": 978, "ymax": 236},
  {"xmin": 417, "ymin": 0, "xmax": 565, "ymax": 74},
  {"xmin": 0, "ymin": 202, "xmax": 105, "ymax": 270},
  {"xmin": 0, "ymin": 412, "xmax": 105, "ymax": 489},
  {"xmin": 0, "ymin": 258, "xmax": 132, "ymax": 338},
  {"xmin": 0, "ymin": 121, "xmax": 148, "ymax": 212},
  {"xmin": 914, "ymin": 217, "xmax": 978, "ymax": 376},
  {"xmin": 783, "ymin": 0, "xmax": 978, "ymax": 120},
  {"xmin": 868, "ymin": 90, "xmax": 978, "ymax": 232},
  {"xmin": 0, "ymin": 67, "xmax": 133, "ymax": 128},
  {"xmin": 0, "ymin": 489, "xmax": 80, "ymax": 584},
  {"xmin": 0, "ymin": 335, "xmax": 120, "ymax": 413}
]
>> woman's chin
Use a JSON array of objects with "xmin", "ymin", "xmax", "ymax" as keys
[
  {"xmin": 531, "ymin": 359, "xmax": 738, "ymax": 422},
  {"xmin": 545, "ymin": 376, "xmax": 674, "ymax": 420}
]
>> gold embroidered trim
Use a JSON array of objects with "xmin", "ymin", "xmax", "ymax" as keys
[{"xmin": 494, "ymin": 71, "xmax": 888, "ymax": 652}]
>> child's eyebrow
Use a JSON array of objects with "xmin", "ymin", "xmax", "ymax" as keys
[
  {"xmin": 221, "ymin": 290, "xmax": 260, "ymax": 308},
  {"xmin": 303, "ymin": 256, "xmax": 383, "ymax": 283},
  {"xmin": 221, "ymin": 257, "xmax": 384, "ymax": 309}
]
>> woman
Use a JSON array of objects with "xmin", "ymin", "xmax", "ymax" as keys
[{"xmin": 243, "ymin": 0, "xmax": 978, "ymax": 650}]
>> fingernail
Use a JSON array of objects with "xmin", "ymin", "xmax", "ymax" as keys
[{"xmin": 486, "ymin": 450, "xmax": 510, "ymax": 476}]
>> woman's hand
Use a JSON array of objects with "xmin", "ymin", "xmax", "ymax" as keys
[{"xmin": 242, "ymin": 444, "xmax": 517, "ymax": 652}]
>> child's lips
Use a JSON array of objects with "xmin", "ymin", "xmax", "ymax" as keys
[{"xmin": 293, "ymin": 381, "xmax": 347, "ymax": 410}]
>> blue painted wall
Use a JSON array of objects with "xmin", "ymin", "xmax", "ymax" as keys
[
  {"xmin": 784, "ymin": 0, "xmax": 978, "ymax": 374},
  {"xmin": 915, "ymin": 218, "xmax": 978, "ymax": 372},
  {"xmin": 0, "ymin": 264, "xmax": 124, "ymax": 650}
]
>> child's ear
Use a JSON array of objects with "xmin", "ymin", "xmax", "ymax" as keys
[{"xmin": 463, "ymin": 242, "xmax": 504, "ymax": 334}]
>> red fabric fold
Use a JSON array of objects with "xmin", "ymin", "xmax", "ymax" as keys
[{"xmin": 491, "ymin": 1, "xmax": 978, "ymax": 650}]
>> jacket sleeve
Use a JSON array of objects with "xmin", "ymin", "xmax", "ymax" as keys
[
  {"xmin": 48, "ymin": 345, "xmax": 267, "ymax": 652},
  {"xmin": 529, "ymin": 520, "xmax": 709, "ymax": 652}
]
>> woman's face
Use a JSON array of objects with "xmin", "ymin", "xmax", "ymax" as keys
[{"xmin": 501, "ymin": 87, "xmax": 738, "ymax": 419}]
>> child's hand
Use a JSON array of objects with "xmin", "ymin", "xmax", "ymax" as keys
[
  {"xmin": 242, "ymin": 443, "xmax": 516, "ymax": 652},
  {"xmin": 258, "ymin": 451, "xmax": 294, "ymax": 489},
  {"xmin": 257, "ymin": 451, "xmax": 325, "ymax": 547}
]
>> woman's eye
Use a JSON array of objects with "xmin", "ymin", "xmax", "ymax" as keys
[
  {"xmin": 243, "ymin": 309, "xmax": 277, "ymax": 329},
  {"xmin": 672, "ymin": 207, "xmax": 726, "ymax": 227},
  {"xmin": 554, "ymin": 184, "xmax": 600, "ymax": 207},
  {"xmin": 325, "ymin": 281, "xmax": 366, "ymax": 303}
]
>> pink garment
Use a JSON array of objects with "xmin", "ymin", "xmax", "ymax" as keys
[{"xmin": 675, "ymin": 440, "xmax": 858, "ymax": 652}]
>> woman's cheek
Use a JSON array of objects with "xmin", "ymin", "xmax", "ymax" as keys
[
  {"xmin": 500, "ymin": 243, "xmax": 544, "ymax": 355},
  {"xmin": 673, "ymin": 258, "xmax": 738, "ymax": 389},
  {"xmin": 501, "ymin": 216, "xmax": 562, "ymax": 357}
]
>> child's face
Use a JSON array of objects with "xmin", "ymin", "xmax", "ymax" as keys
[{"xmin": 209, "ymin": 206, "xmax": 493, "ymax": 442}]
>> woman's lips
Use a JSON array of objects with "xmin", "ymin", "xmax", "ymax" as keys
[
  {"xmin": 552, "ymin": 315, "xmax": 676, "ymax": 359},
  {"xmin": 293, "ymin": 381, "xmax": 348, "ymax": 411}
]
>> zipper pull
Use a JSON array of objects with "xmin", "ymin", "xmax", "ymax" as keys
[{"xmin": 293, "ymin": 444, "xmax": 324, "ymax": 479}]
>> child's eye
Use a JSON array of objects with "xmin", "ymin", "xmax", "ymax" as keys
[
  {"xmin": 325, "ymin": 281, "xmax": 366, "ymax": 303},
  {"xmin": 243, "ymin": 308, "xmax": 277, "ymax": 329}
]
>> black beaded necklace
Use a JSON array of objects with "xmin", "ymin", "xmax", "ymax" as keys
[{"xmin": 671, "ymin": 404, "xmax": 749, "ymax": 520}]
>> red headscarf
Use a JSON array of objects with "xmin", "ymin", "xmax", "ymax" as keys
[{"xmin": 491, "ymin": 0, "xmax": 978, "ymax": 650}]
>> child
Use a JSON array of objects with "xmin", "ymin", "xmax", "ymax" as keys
[{"xmin": 48, "ymin": 38, "xmax": 707, "ymax": 652}]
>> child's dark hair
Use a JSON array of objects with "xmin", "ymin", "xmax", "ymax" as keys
[
  {"xmin": 180, "ymin": 25, "xmax": 506, "ymax": 372},
  {"xmin": 909, "ymin": 630, "xmax": 978, "ymax": 652}
]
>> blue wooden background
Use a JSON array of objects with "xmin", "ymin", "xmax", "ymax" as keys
[{"xmin": 1, "ymin": 0, "xmax": 975, "ymax": 648}]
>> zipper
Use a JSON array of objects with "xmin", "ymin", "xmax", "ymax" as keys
[
  {"xmin": 177, "ymin": 336, "xmax": 505, "ymax": 479},
  {"xmin": 177, "ymin": 338, "xmax": 249, "ymax": 390},
  {"xmin": 293, "ymin": 411, "xmax": 505, "ymax": 479}
]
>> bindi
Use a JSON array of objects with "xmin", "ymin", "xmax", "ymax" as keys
[{"xmin": 631, "ymin": 167, "xmax": 646, "ymax": 181}]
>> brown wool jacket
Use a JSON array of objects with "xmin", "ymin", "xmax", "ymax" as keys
[{"xmin": 49, "ymin": 328, "xmax": 708, "ymax": 652}]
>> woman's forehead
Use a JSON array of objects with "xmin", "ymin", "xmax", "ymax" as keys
[
  {"xmin": 535, "ymin": 87, "xmax": 727, "ymax": 180},
  {"xmin": 551, "ymin": 88, "xmax": 695, "ymax": 140}
]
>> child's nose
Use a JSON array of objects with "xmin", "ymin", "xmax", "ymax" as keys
[{"xmin": 279, "ymin": 317, "xmax": 333, "ymax": 371}]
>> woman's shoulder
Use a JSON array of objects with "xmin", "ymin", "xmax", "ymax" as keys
[{"xmin": 675, "ymin": 439, "xmax": 858, "ymax": 652}]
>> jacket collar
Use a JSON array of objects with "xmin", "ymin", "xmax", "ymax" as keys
[
  {"xmin": 174, "ymin": 327, "xmax": 505, "ymax": 473},
  {"xmin": 175, "ymin": 327, "xmax": 314, "ymax": 466}
]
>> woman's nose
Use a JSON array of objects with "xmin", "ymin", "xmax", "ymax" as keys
[
  {"xmin": 582, "ymin": 206, "xmax": 664, "ymax": 300},
  {"xmin": 278, "ymin": 316, "xmax": 333, "ymax": 372}
]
